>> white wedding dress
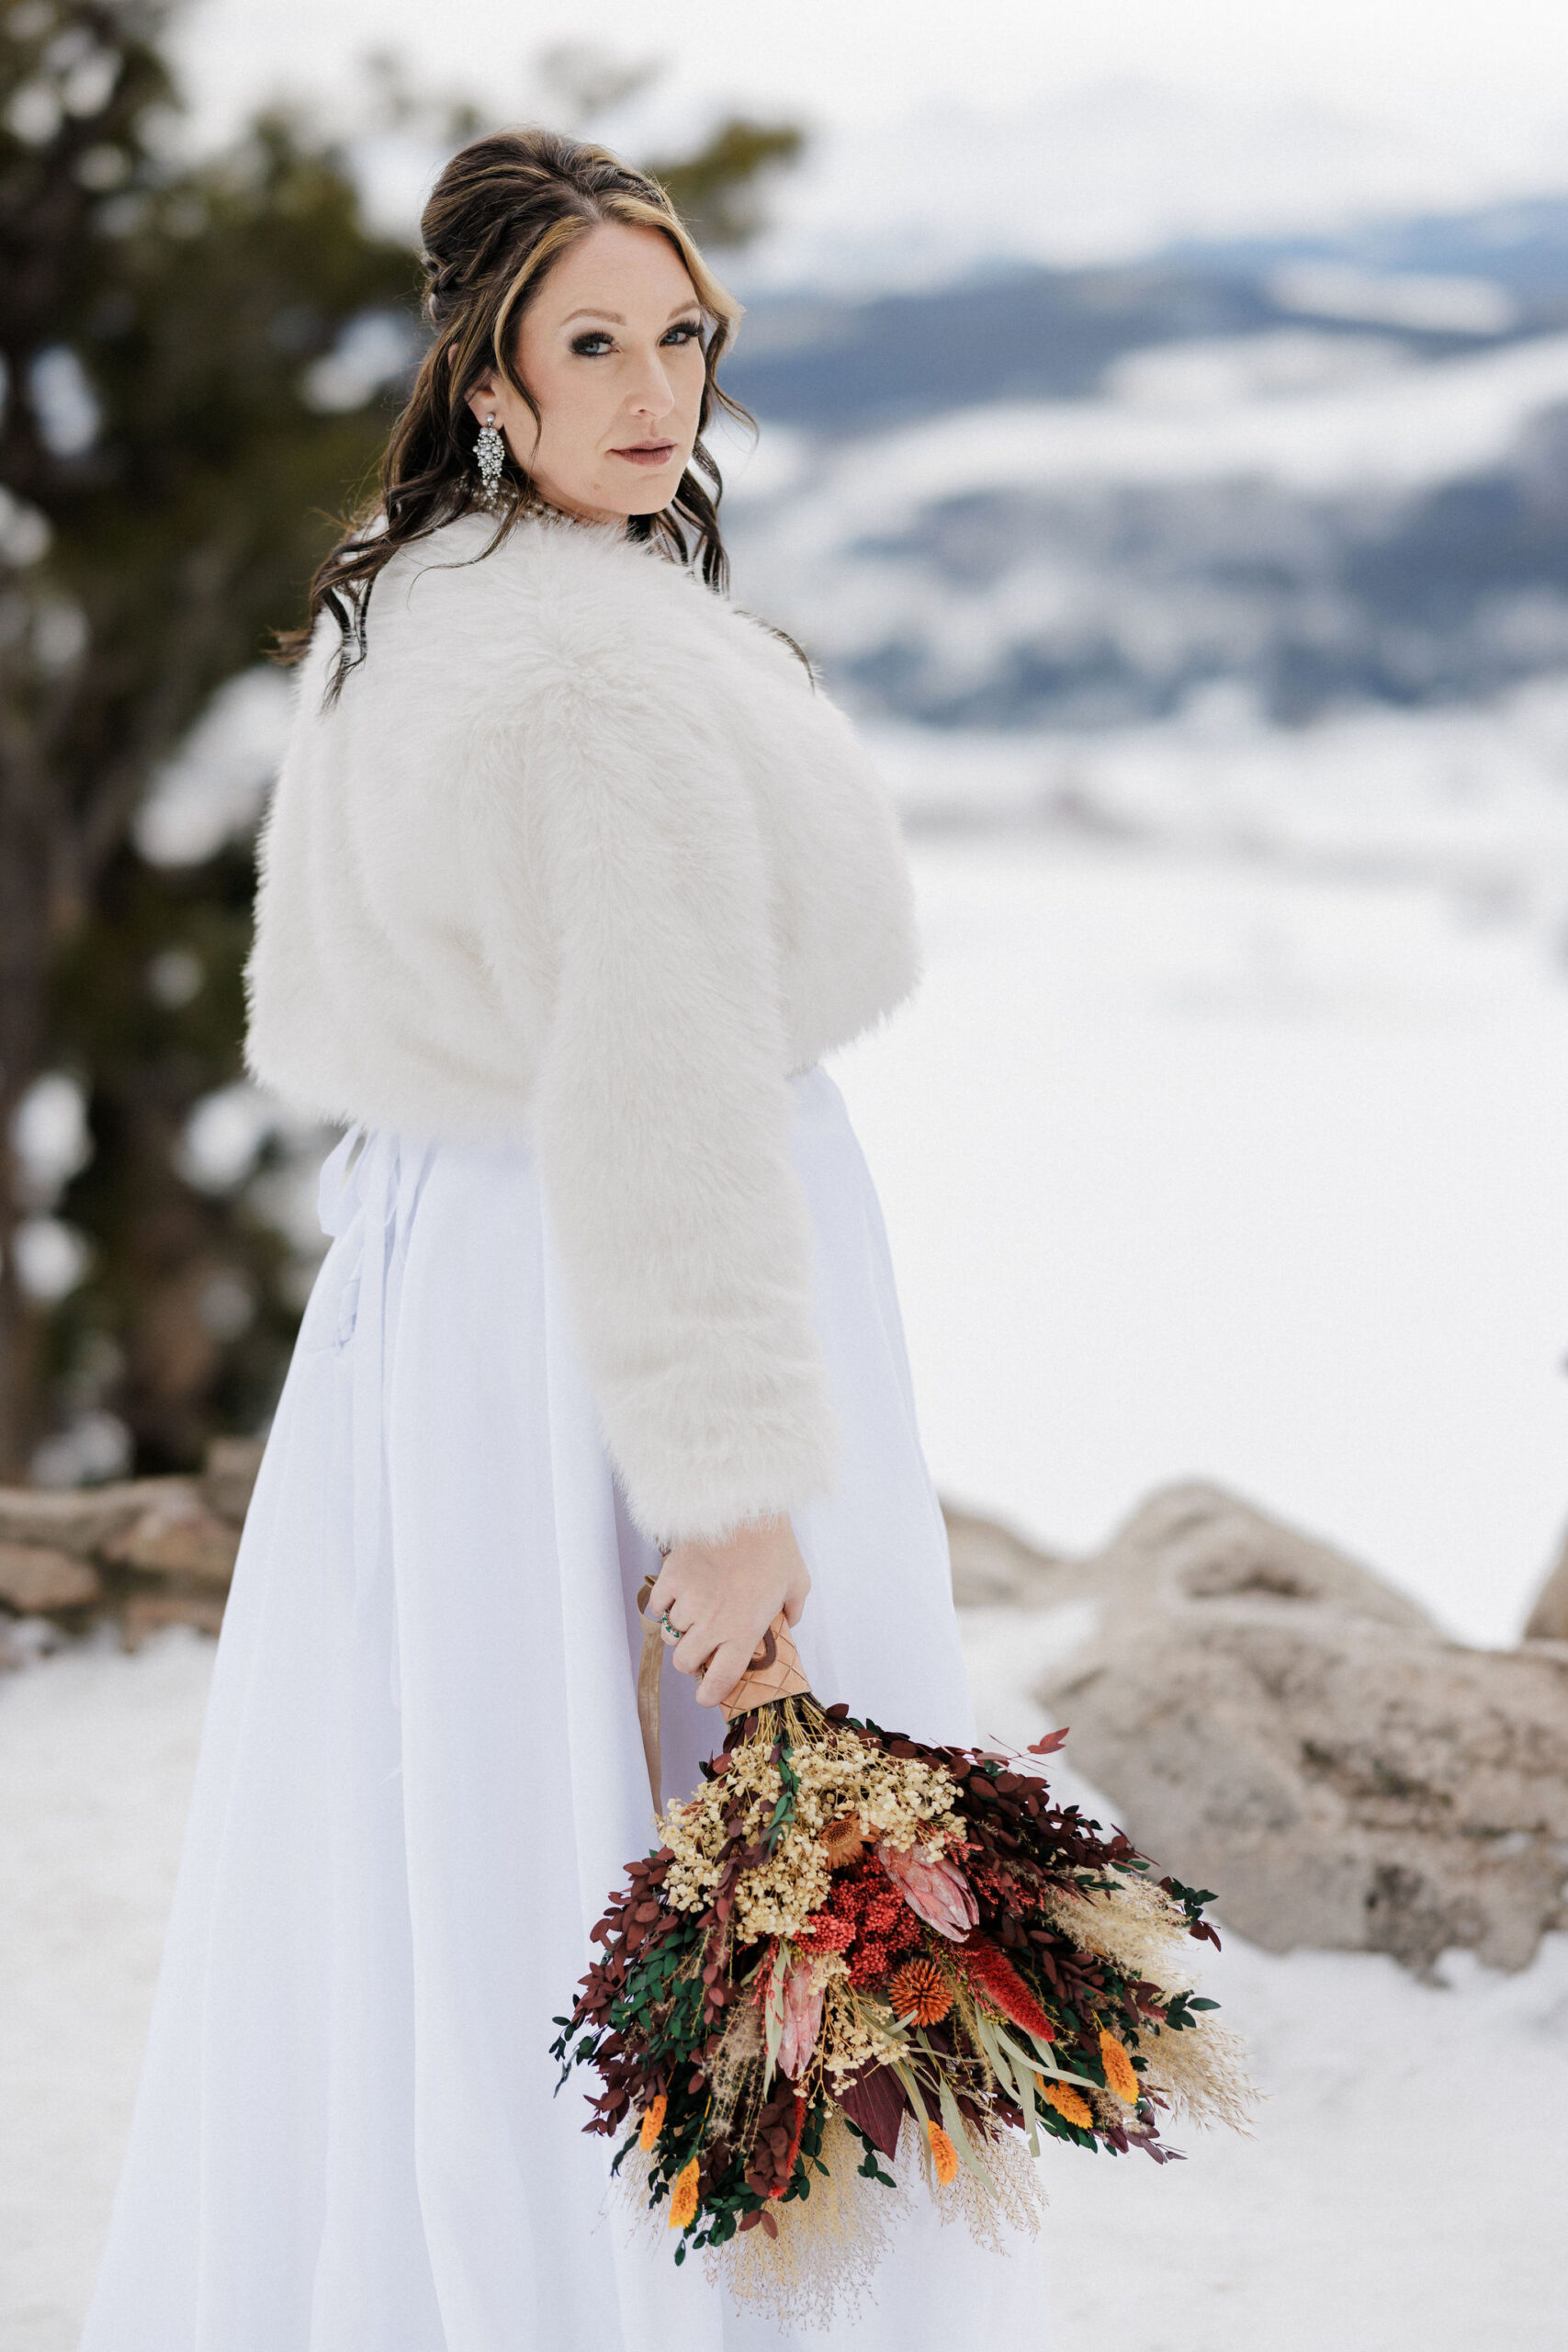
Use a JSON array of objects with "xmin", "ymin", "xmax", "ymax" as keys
[{"xmin": 79, "ymin": 1067, "xmax": 1052, "ymax": 2349}]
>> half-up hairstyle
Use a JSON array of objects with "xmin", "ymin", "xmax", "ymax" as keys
[{"xmin": 277, "ymin": 127, "xmax": 749, "ymax": 696}]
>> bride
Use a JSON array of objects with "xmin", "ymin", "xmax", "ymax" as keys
[{"xmin": 80, "ymin": 128, "xmax": 1050, "ymax": 2348}]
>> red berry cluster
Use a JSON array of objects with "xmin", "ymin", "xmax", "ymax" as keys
[{"xmin": 795, "ymin": 1856, "xmax": 922, "ymax": 1986}]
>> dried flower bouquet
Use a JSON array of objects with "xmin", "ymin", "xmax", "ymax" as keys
[{"xmin": 551, "ymin": 1636, "xmax": 1254, "ymax": 2325}]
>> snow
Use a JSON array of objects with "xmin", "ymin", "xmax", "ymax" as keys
[
  {"xmin": 832, "ymin": 818, "xmax": 1568, "ymax": 1648},
  {"xmin": 0, "ymin": 1629, "xmax": 209, "ymax": 2352},
  {"xmin": 960, "ymin": 1604, "xmax": 1568, "ymax": 2351},
  {"xmin": 6, "ymin": 1619, "xmax": 1564, "ymax": 2350},
  {"xmin": 746, "ymin": 332, "xmax": 1568, "ymax": 521},
  {"xmin": 134, "ymin": 666, "xmax": 293, "ymax": 867},
  {"xmin": 717, "ymin": 331, "xmax": 1568, "ymax": 722},
  {"xmin": 864, "ymin": 683, "xmax": 1568, "ymax": 888},
  {"xmin": 1267, "ymin": 261, "xmax": 1521, "ymax": 337}
]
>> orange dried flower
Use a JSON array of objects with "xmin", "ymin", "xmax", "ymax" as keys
[
  {"xmin": 639, "ymin": 2093, "xmax": 667, "ymax": 2152},
  {"xmin": 926, "ymin": 2119, "xmax": 960, "ymax": 2185},
  {"xmin": 667, "ymin": 2154, "xmax": 700, "ymax": 2230},
  {"xmin": 1100, "ymin": 2030, "xmax": 1139, "ymax": 2103},
  {"xmin": 888, "ymin": 1955, "xmax": 953, "ymax": 2025},
  {"xmin": 1038, "ymin": 2074, "xmax": 1093, "ymax": 2131},
  {"xmin": 819, "ymin": 1814, "xmax": 867, "ymax": 1868},
  {"xmin": 957, "ymin": 1935, "xmax": 1057, "ymax": 2041}
]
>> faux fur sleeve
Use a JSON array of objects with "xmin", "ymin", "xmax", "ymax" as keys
[{"xmin": 462, "ymin": 663, "xmax": 840, "ymax": 1546}]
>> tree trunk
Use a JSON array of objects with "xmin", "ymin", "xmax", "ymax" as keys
[
  {"xmin": 0, "ymin": 769, "xmax": 59, "ymax": 1477},
  {"xmin": 0, "ymin": 990, "xmax": 47, "ymax": 1485}
]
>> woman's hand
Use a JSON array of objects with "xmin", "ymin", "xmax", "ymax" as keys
[{"xmin": 646, "ymin": 1516, "xmax": 811, "ymax": 1709}]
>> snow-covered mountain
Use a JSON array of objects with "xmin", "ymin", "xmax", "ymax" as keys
[{"xmin": 718, "ymin": 203, "xmax": 1568, "ymax": 737}]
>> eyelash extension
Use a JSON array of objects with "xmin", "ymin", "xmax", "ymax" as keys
[{"xmin": 570, "ymin": 322, "xmax": 705, "ymax": 357}]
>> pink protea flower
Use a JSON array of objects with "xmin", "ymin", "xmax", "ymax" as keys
[
  {"xmin": 875, "ymin": 1840, "xmax": 979, "ymax": 1941},
  {"xmin": 777, "ymin": 1956, "xmax": 824, "ymax": 2080}
]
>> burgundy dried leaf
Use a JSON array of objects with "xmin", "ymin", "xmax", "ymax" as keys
[{"xmin": 838, "ymin": 2062, "xmax": 909, "ymax": 2158}]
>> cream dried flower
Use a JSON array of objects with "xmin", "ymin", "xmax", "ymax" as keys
[
  {"xmin": 1039, "ymin": 1866, "xmax": 1196, "ymax": 1987},
  {"xmin": 1138, "ymin": 2015, "xmax": 1259, "ymax": 2133},
  {"xmin": 657, "ymin": 1720, "xmax": 964, "ymax": 1946}
]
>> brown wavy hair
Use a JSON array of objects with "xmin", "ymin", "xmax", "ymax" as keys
[{"xmin": 278, "ymin": 127, "xmax": 749, "ymax": 695}]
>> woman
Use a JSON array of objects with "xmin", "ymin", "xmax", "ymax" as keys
[{"xmin": 80, "ymin": 130, "xmax": 1051, "ymax": 2348}]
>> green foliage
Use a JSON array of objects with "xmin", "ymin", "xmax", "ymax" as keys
[
  {"xmin": 764, "ymin": 1733, "xmax": 800, "ymax": 1849},
  {"xmin": 844, "ymin": 2117, "xmax": 898, "ymax": 2188},
  {"xmin": 0, "ymin": 0, "xmax": 421, "ymax": 1473},
  {"xmin": 649, "ymin": 118, "xmax": 805, "ymax": 250}
]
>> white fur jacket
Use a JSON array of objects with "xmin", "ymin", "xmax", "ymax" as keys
[{"xmin": 244, "ymin": 510, "xmax": 919, "ymax": 1544}]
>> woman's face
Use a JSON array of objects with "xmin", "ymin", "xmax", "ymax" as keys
[{"xmin": 466, "ymin": 220, "xmax": 708, "ymax": 524}]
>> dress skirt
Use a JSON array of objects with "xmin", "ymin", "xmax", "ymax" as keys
[{"xmin": 78, "ymin": 1067, "xmax": 1052, "ymax": 2350}]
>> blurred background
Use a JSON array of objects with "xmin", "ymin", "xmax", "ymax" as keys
[
  {"xmin": 6, "ymin": 0, "xmax": 1568, "ymax": 1641},
  {"xmin": 5, "ymin": 5, "xmax": 1568, "ymax": 2346}
]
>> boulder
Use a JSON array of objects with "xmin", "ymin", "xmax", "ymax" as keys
[
  {"xmin": 97, "ymin": 1483, "xmax": 239, "ymax": 1588},
  {"xmin": 1049, "ymin": 1477, "xmax": 1437, "ymax": 1630},
  {"xmin": 1033, "ymin": 1481, "xmax": 1568, "ymax": 1976},
  {"xmin": 0, "ymin": 1479, "xmax": 168, "ymax": 1559},
  {"xmin": 0, "ymin": 1463, "xmax": 243, "ymax": 1647},
  {"xmin": 942, "ymin": 1499, "xmax": 1068, "ymax": 1607},
  {"xmin": 1524, "ymin": 1528, "xmax": 1568, "ymax": 1643},
  {"xmin": 0, "ymin": 1540, "xmax": 101, "ymax": 1612},
  {"xmin": 201, "ymin": 1435, "xmax": 265, "ymax": 1527},
  {"xmin": 118, "ymin": 1591, "xmax": 228, "ymax": 1650}
]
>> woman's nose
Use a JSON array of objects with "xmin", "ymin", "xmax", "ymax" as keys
[{"xmin": 627, "ymin": 351, "xmax": 676, "ymax": 421}]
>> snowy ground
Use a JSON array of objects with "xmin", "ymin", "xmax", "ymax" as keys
[
  {"xmin": 1, "ymin": 1629, "xmax": 209, "ymax": 2352},
  {"xmin": 5, "ymin": 1618, "xmax": 1565, "ymax": 2352},
  {"xmin": 959, "ymin": 1605, "xmax": 1568, "ymax": 2351},
  {"xmin": 832, "ymin": 811, "xmax": 1568, "ymax": 1648}
]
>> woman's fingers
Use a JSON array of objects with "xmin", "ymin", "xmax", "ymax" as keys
[
  {"xmin": 695, "ymin": 1639, "xmax": 752, "ymax": 1709},
  {"xmin": 647, "ymin": 1516, "xmax": 809, "ymax": 1705},
  {"xmin": 669, "ymin": 1612, "xmax": 775, "ymax": 1707},
  {"xmin": 645, "ymin": 1563, "xmax": 681, "ymax": 1625},
  {"xmin": 669, "ymin": 1622, "xmax": 715, "ymax": 1681}
]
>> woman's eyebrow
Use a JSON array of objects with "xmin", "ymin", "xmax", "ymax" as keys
[{"xmin": 558, "ymin": 302, "xmax": 701, "ymax": 326}]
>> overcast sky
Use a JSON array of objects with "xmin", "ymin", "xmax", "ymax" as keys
[{"xmin": 177, "ymin": 0, "xmax": 1568, "ymax": 148}]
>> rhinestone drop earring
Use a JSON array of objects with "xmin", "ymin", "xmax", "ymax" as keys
[{"xmin": 474, "ymin": 413, "xmax": 505, "ymax": 508}]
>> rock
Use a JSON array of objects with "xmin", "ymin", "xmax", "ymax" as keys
[
  {"xmin": 942, "ymin": 1498, "xmax": 1068, "ymax": 1607},
  {"xmin": 1071, "ymin": 1478, "xmax": 1436, "ymax": 1630},
  {"xmin": 0, "ymin": 1541, "xmax": 101, "ymax": 1612},
  {"xmin": 118, "ymin": 1592, "xmax": 227, "ymax": 1650},
  {"xmin": 1524, "ymin": 1529, "xmax": 1568, "ymax": 1643},
  {"xmin": 201, "ymin": 1435, "xmax": 265, "ymax": 1527},
  {"xmin": 0, "ymin": 1480, "xmax": 167, "ymax": 1559},
  {"xmin": 0, "ymin": 1469, "xmax": 244, "ymax": 1587},
  {"xmin": 99, "ymin": 1484, "xmax": 239, "ymax": 1589},
  {"xmin": 1035, "ymin": 1481, "xmax": 1568, "ymax": 1975}
]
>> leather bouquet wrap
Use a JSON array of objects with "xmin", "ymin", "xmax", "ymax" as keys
[{"xmin": 550, "ymin": 1617, "xmax": 1255, "ymax": 2326}]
